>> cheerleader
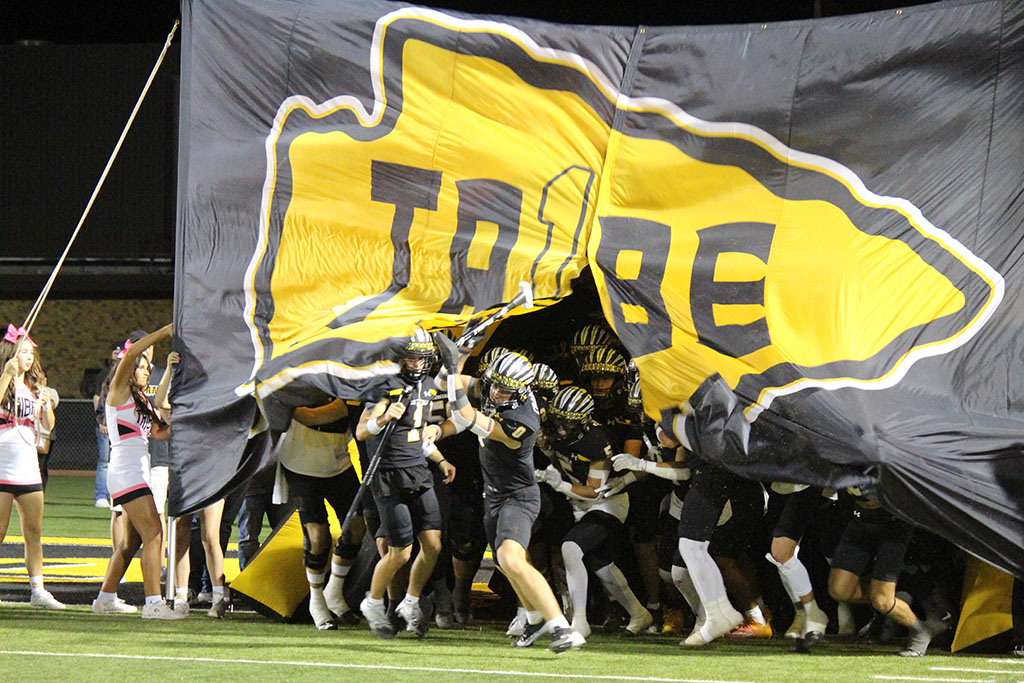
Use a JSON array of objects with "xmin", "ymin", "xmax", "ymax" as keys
[
  {"xmin": 92, "ymin": 324, "xmax": 185, "ymax": 619},
  {"xmin": 0, "ymin": 324, "xmax": 64, "ymax": 609}
]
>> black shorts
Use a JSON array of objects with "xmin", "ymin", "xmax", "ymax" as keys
[
  {"xmin": 832, "ymin": 504, "xmax": 913, "ymax": 583},
  {"xmin": 282, "ymin": 466, "xmax": 360, "ymax": 526},
  {"xmin": 484, "ymin": 484, "xmax": 541, "ymax": 561},
  {"xmin": 370, "ymin": 464, "xmax": 441, "ymax": 548},
  {"xmin": 531, "ymin": 483, "xmax": 574, "ymax": 547},
  {"xmin": 563, "ymin": 509, "xmax": 624, "ymax": 572},
  {"xmin": 771, "ymin": 486, "xmax": 826, "ymax": 541},
  {"xmin": 677, "ymin": 465, "xmax": 763, "ymax": 548},
  {"xmin": 625, "ymin": 476, "xmax": 669, "ymax": 543},
  {"xmin": 0, "ymin": 482, "xmax": 44, "ymax": 496},
  {"xmin": 449, "ymin": 480, "xmax": 486, "ymax": 561},
  {"xmin": 707, "ymin": 477, "xmax": 765, "ymax": 559},
  {"xmin": 658, "ymin": 490, "xmax": 681, "ymax": 571}
]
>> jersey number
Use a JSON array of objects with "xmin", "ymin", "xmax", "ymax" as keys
[{"xmin": 407, "ymin": 401, "xmax": 424, "ymax": 442}]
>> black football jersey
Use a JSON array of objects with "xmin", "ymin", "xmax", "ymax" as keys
[
  {"xmin": 479, "ymin": 393, "xmax": 540, "ymax": 495},
  {"xmin": 552, "ymin": 423, "xmax": 616, "ymax": 486},
  {"xmin": 593, "ymin": 393, "xmax": 643, "ymax": 452},
  {"xmin": 365, "ymin": 376, "xmax": 438, "ymax": 470}
]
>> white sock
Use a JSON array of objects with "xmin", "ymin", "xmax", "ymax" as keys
[
  {"xmin": 545, "ymin": 615, "xmax": 570, "ymax": 630},
  {"xmin": 98, "ymin": 590, "xmax": 117, "ymax": 602},
  {"xmin": 402, "ymin": 594, "xmax": 419, "ymax": 607},
  {"xmin": 145, "ymin": 595, "xmax": 162, "ymax": 607},
  {"xmin": 647, "ymin": 602, "xmax": 661, "ymax": 611},
  {"xmin": 671, "ymin": 564, "xmax": 701, "ymax": 615},
  {"xmin": 678, "ymin": 538, "xmax": 728, "ymax": 607},
  {"xmin": 175, "ymin": 587, "xmax": 188, "ymax": 600},
  {"xmin": 595, "ymin": 563, "xmax": 645, "ymax": 619},
  {"xmin": 365, "ymin": 595, "xmax": 384, "ymax": 607},
  {"xmin": 29, "ymin": 576, "xmax": 44, "ymax": 591},
  {"xmin": 212, "ymin": 586, "xmax": 225, "ymax": 601},
  {"xmin": 561, "ymin": 541, "xmax": 590, "ymax": 626},
  {"xmin": 746, "ymin": 605, "xmax": 766, "ymax": 625},
  {"xmin": 526, "ymin": 610, "xmax": 543, "ymax": 625}
]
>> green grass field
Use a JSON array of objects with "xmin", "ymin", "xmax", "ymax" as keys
[
  {"xmin": 38, "ymin": 473, "xmax": 115, "ymax": 540},
  {"xmin": 3, "ymin": 476, "xmax": 1022, "ymax": 682},
  {"xmin": 1, "ymin": 603, "xmax": 1020, "ymax": 683},
  {"xmin": 26, "ymin": 474, "xmax": 240, "ymax": 543}
]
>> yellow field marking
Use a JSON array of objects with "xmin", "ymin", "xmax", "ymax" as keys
[
  {"xmin": 3, "ymin": 536, "xmax": 239, "ymax": 550},
  {"xmin": 0, "ymin": 555, "xmax": 242, "ymax": 583}
]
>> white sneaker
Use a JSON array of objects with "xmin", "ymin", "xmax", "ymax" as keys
[
  {"xmin": 570, "ymin": 618, "xmax": 592, "ymax": 639},
  {"xmin": 785, "ymin": 608, "xmax": 805, "ymax": 639},
  {"xmin": 683, "ymin": 600, "xmax": 743, "ymax": 646},
  {"xmin": 196, "ymin": 591, "xmax": 213, "ymax": 603},
  {"xmin": 506, "ymin": 611, "xmax": 527, "ymax": 637},
  {"xmin": 359, "ymin": 594, "xmax": 395, "ymax": 639},
  {"xmin": 804, "ymin": 605, "xmax": 829, "ymax": 639},
  {"xmin": 92, "ymin": 597, "xmax": 138, "ymax": 614},
  {"xmin": 549, "ymin": 626, "xmax": 586, "ymax": 653},
  {"xmin": 30, "ymin": 589, "xmax": 66, "ymax": 610},
  {"xmin": 396, "ymin": 599, "xmax": 428, "ymax": 637},
  {"xmin": 208, "ymin": 598, "xmax": 229, "ymax": 619},
  {"xmin": 95, "ymin": 498, "xmax": 110, "ymax": 509},
  {"xmin": 142, "ymin": 599, "xmax": 187, "ymax": 620},
  {"xmin": 624, "ymin": 607, "xmax": 654, "ymax": 637}
]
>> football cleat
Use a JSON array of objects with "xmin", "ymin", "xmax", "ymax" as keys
[{"xmin": 549, "ymin": 626, "xmax": 586, "ymax": 653}]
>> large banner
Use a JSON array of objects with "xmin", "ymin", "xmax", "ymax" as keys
[{"xmin": 173, "ymin": 0, "xmax": 1024, "ymax": 574}]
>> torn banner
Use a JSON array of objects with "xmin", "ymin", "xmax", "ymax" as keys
[{"xmin": 173, "ymin": 0, "xmax": 1024, "ymax": 574}]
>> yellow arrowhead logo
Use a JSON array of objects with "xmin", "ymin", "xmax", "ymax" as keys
[{"xmin": 243, "ymin": 8, "xmax": 1002, "ymax": 409}]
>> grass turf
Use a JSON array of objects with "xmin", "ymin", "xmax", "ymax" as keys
[
  {"xmin": 38, "ymin": 473, "xmax": 113, "ymax": 540},
  {"xmin": 0, "ymin": 605, "xmax": 1018, "ymax": 682},
  {"xmin": 5, "ymin": 476, "xmax": 1020, "ymax": 681},
  {"xmin": 19, "ymin": 474, "xmax": 240, "ymax": 543}
]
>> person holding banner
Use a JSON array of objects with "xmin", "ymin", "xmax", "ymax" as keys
[
  {"xmin": 355, "ymin": 329, "xmax": 454, "ymax": 638},
  {"xmin": 273, "ymin": 398, "xmax": 360, "ymax": 629},
  {"xmin": 93, "ymin": 324, "xmax": 184, "ymax": 619},
  {"xmin": 0, "ymin": 325, "xmax": 64, "ymax": 609},
  {"xmin": 429, "ymin": 337, "xmax": 584, "ymax": 654}
]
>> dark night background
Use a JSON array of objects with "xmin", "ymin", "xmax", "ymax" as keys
[{"xmin": 1, "ymin": 0, "xmax": 932, "ymax": 299}]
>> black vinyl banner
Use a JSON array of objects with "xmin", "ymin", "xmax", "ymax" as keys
[{"xmin": 172, "ymin": 0, "xmax": 1024, "ymax": 575}]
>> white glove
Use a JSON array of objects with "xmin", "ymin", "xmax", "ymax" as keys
[
  {"xmin": 595, "ymin": 471, "xmax": 636, "ymax": 499},
  {"xmin": 611, "ymin": 453, "xmax": 648, "ymax": 472},
  {"xmin": 535, "ymin": 465, "xmax": 563, "ymax": 487}
]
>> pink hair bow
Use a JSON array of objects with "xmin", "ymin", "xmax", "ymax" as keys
[
  {"xmin": 3, "ymin": 324, "xmax": 36, "ymax": 347},
  {"xmin": 117, "ymin": 339, "xmax": 133, "ymax": 359}
]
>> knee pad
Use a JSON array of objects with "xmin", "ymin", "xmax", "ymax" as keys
[
  {"xmin": 452, "ymin": 540, "xmax": 482, "ymax": 562},
  {"xmin": 304, "ymin": 548, "xmax": 329, "ymax": 572},
  {"xmin": 334, "ymin": 538, "xmax": 361, "ymax": 562}
]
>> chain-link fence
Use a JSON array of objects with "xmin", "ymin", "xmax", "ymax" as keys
[{"xmin": 47, "ymin": 398, "xmax": 102, "ymax": 471}]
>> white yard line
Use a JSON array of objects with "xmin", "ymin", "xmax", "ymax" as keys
[
  {"xmin": 874, "ymin": 676, "xmax": 995, "ymax": 683},
  {"xmin": 933, "ymin": 668, "xmax": 1024, "ymax": 675},
  {"xmin": 0, "ymin": 651, "xmax": 756, "ymax": 683},
  {"xmin": 985, "ymin": 660, "xmax": 1024, "ymax": 665}
]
